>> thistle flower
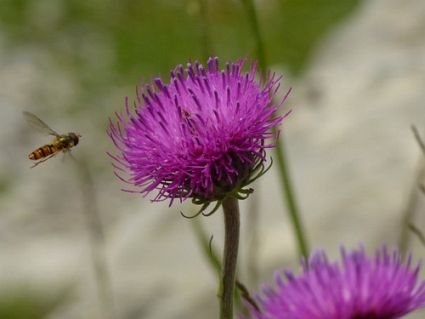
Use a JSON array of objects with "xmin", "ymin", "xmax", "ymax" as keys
[
  {"xmin": 244, "ymin": 246, "xmax": 425, "ymax": 319},
  {"xmin": 108, "ymin": 57, "xmax": 289, "ymax": 208}
]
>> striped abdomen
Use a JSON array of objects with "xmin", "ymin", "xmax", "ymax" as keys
[{"xmin": 29, "ymin": 144, "xmax": 62, "ymax": 160}]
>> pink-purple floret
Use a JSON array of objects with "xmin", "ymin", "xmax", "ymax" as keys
[
  {"xmin": 108, "ymin": 57, "xmax": 290, "ymax": 205},
  {"xmin": 243, "ymin": 246, "xmax": 425, "ymax": 319}
]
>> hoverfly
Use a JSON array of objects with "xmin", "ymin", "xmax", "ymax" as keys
[{"xmin": 23, "ymin": 111, "xmax": 81, "ymax": 168}]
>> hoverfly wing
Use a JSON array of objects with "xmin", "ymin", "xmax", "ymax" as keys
[
  {"xmin": 23, "ymin": 111, "xmax": 60, "ymax": 136},
  {"xmin": 61, "ymin": 148, "xmax": 75, "ymax": 164}
]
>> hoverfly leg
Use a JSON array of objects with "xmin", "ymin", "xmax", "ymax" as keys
[
  {"xmin": 30, "ymin": 153, "xmax": 57, "ymax": 168},
  {"xmin": 61, "ymin": 149, "xmax": 77, "ymax": 164},
  {"xmin": 61, "ymin": 149, "xmax": 68, "ymax": 163},
  {"xmin": 67, "ymin": 151, "xmax": 78, "ymax": 163}
]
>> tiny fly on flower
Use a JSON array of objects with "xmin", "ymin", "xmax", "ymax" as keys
[{"xmin": 23, "ymin": 111, "xmax": 81, "ymax": 168}]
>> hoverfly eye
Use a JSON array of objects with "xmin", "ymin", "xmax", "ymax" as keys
[{"xmin": 70, "ymin": 133, "xmax": 79, "ymax": 146}]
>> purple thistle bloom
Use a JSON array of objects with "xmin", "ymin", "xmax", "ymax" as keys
[
  {"xmin": 108, "ymin": 57, "xmax": 290, "ymax": 205},
  {"xmin": 243, "ymin": 246, "xmax": 425, "ymax": 319}
]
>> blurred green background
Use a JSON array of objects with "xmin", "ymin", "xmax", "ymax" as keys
[
  {"xmin": 0, "ymin": 0, "xmax": 359, "ymax": 110},
  {"xmin": 0, "ymin": 0, "xmax": 365, "ymax": 318}
]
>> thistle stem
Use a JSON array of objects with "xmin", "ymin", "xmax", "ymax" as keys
[
  {"xmin": 242, "ymin": 0, "xmax": 309, "ymax": 259},
  {"xmin": 220, "ymin": 196, "xmax": 240, "ymax": 319}
]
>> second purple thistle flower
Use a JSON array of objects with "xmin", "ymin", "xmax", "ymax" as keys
[
  {"xmin": 108, "ymin": 57, "xmax": 290, "ymax": 206},
  {"xmin": 243, "ymin": 246, "xmax": 425, "ymax": 319}
]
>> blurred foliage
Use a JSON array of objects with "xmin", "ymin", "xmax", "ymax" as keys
[
  {"xmin": 2, "ymin": 0, "xmax": 366, "ymax": 173},
  {"xmin": 273, "ymin": 0, "xmax": 360, "ymax": 75},
  {"xmin": 0, "ymin": 288, "xmax": 67, "ymax": 319},
  {"xmin": 0, "ymin": 176, "xmax": 11, "ymax": 195},
  {"xmin": 0, "ymin": 0, "xmax": 362, "ymax": 316},
  {"xmin": 0, "ymin": 0, "xmax": 361, "ymax": 86}
]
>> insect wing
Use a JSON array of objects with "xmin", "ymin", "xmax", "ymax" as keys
[
  {"xmin": 23, "ymin": 111, "xmax": 60, "ymax": 136},
  {"xmin": 61, "ymin": 148, "xmax": 74, "ymax": 163}
]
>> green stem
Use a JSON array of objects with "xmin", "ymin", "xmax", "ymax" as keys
[
  {"xmin": 241, "ymin": 0, "xmax": 266, "ymax": 79},
  {"xmin": 398, "ymin": 166, "xmax": 421, "ymax": 257},
  {"xmin": 75, "ymin": 157, "xmax": 115, "ymax": 319},
  {"xmin": 246, "ymin": 191, "xmax": 260, "ymax": 286},
  {"xmin": 191, "ymin": 217, "xmax": 244, "ymax": 311},
  {"xmin": 400, "ymin": 127, "xmax": 425, "ymax": 256},
  {"xmin": 242, "ymin": 0, "xmax": 309, "ymax": 259},
  {"xmin": 220, "ymin": 197, "xmax": 240, "ymax": 319},
  {"xmin": 199, "ymin": 0, "xmax": 213, "ymax": 61},
  {"xmin": 273, "ymin": 133, "xmax": 308, "ymax": 259},
  {"xmin": 192, "ymin": 218, "xmax": 222, "ymax": 277}
]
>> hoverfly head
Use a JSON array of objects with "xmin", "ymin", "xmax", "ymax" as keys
[{"xmin": 69, "ymin": 132, "xmax": 81, "ymax": 146}]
